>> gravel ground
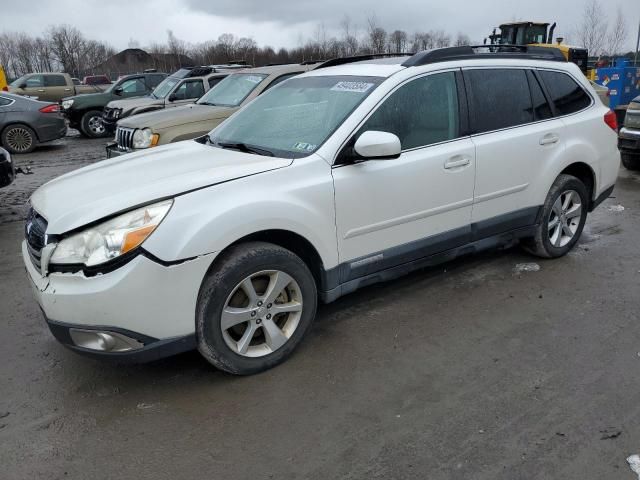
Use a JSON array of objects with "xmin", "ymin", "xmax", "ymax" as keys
[{"xmin": 1, "ymin": 135, "xmax": 640, "ymax": 479}]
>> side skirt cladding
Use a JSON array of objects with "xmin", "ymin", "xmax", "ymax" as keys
[{"xmin": 319, "ymin": 206, "xmax": 541, "ymax": 303}]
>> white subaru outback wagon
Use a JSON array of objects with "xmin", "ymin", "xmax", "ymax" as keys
[{"xmin": 23, "ymin": 46, "xmax": 619, "ymax": 375}]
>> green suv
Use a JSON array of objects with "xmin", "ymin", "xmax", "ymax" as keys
[{"xmin": 61, "ymin": 73, "xmax": 167, "ymax": 138}]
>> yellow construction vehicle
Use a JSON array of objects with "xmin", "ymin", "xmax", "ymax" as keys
[{"xmin": 487, "ymin": 22, "xmax": 589, "ymax": 75}]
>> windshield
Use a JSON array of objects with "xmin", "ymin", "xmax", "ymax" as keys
[
  {"xmin": 197, "ymin": 73, "xmax": 268, "ymax": 107},
  {"xmin": 210, "ymin": 75, "xmax": 383, "ymax": 158},
  {"xmin": 10, "ymin": 75, "xmax": 28, "ymax": 87},
  {"xmin": 152, "ymin": 77, "xmax": 180, "ymax": 99}
]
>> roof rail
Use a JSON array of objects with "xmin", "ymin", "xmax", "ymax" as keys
[
  {"xmin": 402, "ymin": 45, "xmax": 566, "ymax": 67},
  {"xmin": 315, "ymin": 53, "xmax": 411, "ymax": 69}
]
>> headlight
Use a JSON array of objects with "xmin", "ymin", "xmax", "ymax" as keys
[
  {"xmin": 50, "ymin": 200, "xmax": 173, "ymax": 267},
  {"xmin": 61, "ymin": 99, "xmax": 73, "ymax": 109},
  {"xmin": 132, "ymin": 128, "xmax": 159, "ymax": 149}
]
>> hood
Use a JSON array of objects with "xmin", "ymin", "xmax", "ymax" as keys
[
  {"xmin": 31, "ymin": 141, "xmax": 292, "ymax": 234},
  {"xmin": 107, "ymin": 96, "xmax": 158, "ymax": 112},
  {"xmin": 118, "ymin": 103, "xmax": 235, "ymax": 130},
  {"xmin": 63, "ymin": 90, "xmax": 108, "ymax": 104}
]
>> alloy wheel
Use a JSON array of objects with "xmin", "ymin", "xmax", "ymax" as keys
[
  {"xmin": 88, "ymin": 115, "xmax": 105, "ymax": 135},
  {"xmin": 220, "ymin": 270, "xmax": 303, "ymax": 357},
  {"xmin": 5, "ymin": 127, "xmax": 33, "ymax": 153},
  {"xmin": 548, "ymin": 189, "xmax": 582, "ymax": 248}
]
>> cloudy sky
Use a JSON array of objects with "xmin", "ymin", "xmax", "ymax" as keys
[{"xmin": 1, "ymin": 0, "xmax": 638, "ymax": 51}]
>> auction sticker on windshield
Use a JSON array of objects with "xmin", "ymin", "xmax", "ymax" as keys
[
  {"xmin": 246, "ymin": 76, "xmax": 264, "ymax": 84},
  {"xmin": 331, "ymin": 81, "xmax": 374, "ymax": 93},
  {"xmin": 293, "ymin": 142, "xmax": 317, "ymax": 152}
]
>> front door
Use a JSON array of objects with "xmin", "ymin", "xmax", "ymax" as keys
[{"xmin": 332, "ymin": 71, "xmax": 476, "ymax": 282}]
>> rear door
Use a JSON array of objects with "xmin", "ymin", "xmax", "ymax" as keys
[
  {"xmin": 43, "ymin": 74, "xmax": 71, "ymax": 102},
  {"xmin": 465, "ymin": 67, "xmax": 565, "ymax": 236}
]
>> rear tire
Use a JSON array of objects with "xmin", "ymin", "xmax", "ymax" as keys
[
  {"xmin": 196, "ymin": 241, "xmax": 317, "ymax": 375},
  {"xmin": 80, "ymin": 110, "xmax": 108, "ymax": 138},
  {"xmin": 1, "ymin": 124, "xmax": 36, "ymax": 154},
  {"xmin": 522, "ymin": 174, "xmax": 588, "ymax": 258},
  {"xmin": 621, "ymin": 153, "xmax": 640, "ymax": 171}
]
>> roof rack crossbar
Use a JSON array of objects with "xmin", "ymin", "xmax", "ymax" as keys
[
  {"xmin": 315, "ymin": 53, "xmax": 412, "ymax": 69},
  {"xmin": 402, "ymin": 45, "xmax": 566, "ymax": 67}
]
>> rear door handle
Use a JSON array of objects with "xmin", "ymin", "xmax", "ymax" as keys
[
  {"xmin": 444, "ymin": 155, "xmax": 471, "ymax": 170},
  {"xmin": 37, "ymin": 89, "xmax": 45, "ymax": 92},
  {"xmin": 539, "ymin": 133, "xmax": 560, "ymax": 146},
  {"xmin": 64, "ymin": 88, "xmax": 72, "ymax": 91}
]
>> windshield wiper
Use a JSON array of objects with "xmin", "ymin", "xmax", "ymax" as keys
[
  {"xmin": 199, "ymin": 101, "xmax": 221, "ymax": 107},
  {"xmin": 217, "ymin": 141, "xmax": 274, "ymax": 157}
]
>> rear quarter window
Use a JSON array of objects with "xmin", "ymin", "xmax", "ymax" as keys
[{"xmin": 538, "ymin": 70, "xmax": 591, "ymax": 115}]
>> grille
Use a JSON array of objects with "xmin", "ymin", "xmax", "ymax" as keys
[
  {"xmin": 103, "ymin": 107, "xmax": 121, "ymax": 121},
  {"xmin": 619, "ymin": 137, "xmax": 638, "ymax": 149},
  {"xmin": 116, "ymin": 126, "xmax": 136, "ymax": 150},
  {"xmin": 25, "ymin": 208, "xmax": 48, "ymax": 271}
]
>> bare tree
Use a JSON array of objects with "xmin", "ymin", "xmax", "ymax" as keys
[
  {"xmin": 455, "ymin": 33, "xmax": 472, "ymax": 47},
  {"xmin": 605, "ymin": 6, "xmax": 627, "ymax": 55},
  {"xmin": 340, "ymin": 15, "xmax": 359, "ymax": 56},
  {"xmin": 576, "ymin": 0, "xmax": 608, "ymax": 56},
  {"xmin": 389, "ymin": 30, "xmax": 408, "ymax": 53},
  {"xmin": 367, "ymin": 15, "xmax": 387, "ymax": 54}
]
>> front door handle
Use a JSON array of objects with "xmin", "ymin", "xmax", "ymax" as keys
[
  {"xmin": 539, "ymin": 133, "xmax": 560, "ymax": 146},
  {"xmin": 64, "ymin": 88, "xmax": 72, "ymax": 91},
  {"xmin": 444, "ymin": 155, "xmax": 471, "ymax": 170},
  {"xmin": 37, "ymin": 89, "xmax": 45, "ymax": 92}
]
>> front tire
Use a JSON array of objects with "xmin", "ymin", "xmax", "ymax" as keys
[
  {"xmin": 196, "ymin": 242, "xmax": 317, "ymax": 375},
  {"xmin": 522, "ymin": 174, "xmax": 588, "ymax": 258},
  {"xmin": 80, "ymin": 110, "xmax": 109, "ymax": 138},
  {"xmin": 621, "ymin": 153, "xmax": 640, "ymax": 171}
]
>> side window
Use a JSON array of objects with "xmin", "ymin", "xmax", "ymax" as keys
[
  {"xmin": 538, "ymin": 70, "xmax": 591, "ymax": 115},
  {"xmin": 263, "ymin": 73, "xmax": 301, "ymax": 92},
  {"xmin": 121, "ymin": 78, "xmax": 146, "ymax": 93},
  {"xmin": 527, "ymin": 71, "xmax": 552, "ymax": 121},
  {"xmin": 358, "ymin": 71, "xmax": 460, "ymax": 150},
  {"xmin": 466, "ymin": 69, "xmax": 533, "ymax": 133},
  {"xmin": 25, "ymin": 75, "xmax": 44, "ymax": 88},
  {"xmin": 208, "ymin": 76, "xmax": 224, "ymax": 89},
  {"xmin": 173, "ymin": 80, "xmax": 205, "ymax": 100},
  {"xmin": 44, "ymin": 75, "xmax": 67, "ymax": 87}
]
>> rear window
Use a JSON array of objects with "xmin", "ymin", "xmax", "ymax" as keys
[
  {"xmin": 538, "ymin": 70, "xmax": 591, "ymax": 115},
  {"xmin": 466, "ymin": 69, "xmax": 533, "ymax": 133}
]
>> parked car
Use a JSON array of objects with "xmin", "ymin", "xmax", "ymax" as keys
[
  {"xmin": 0, "ymin": 65, "xmax": 8, "ymax": 92},
  {"xmin": 82, "ymin": 75, "xmax": 111, "ymax": 86},
  {"xmin": 9, "ymin": 73, "xmax": 107, "ymax": 102},
  {"xmin": 102, "ymin": 66, "xmax": 238, "ymax": 134},
  {"xmin": 618, "ymin": 96, "xmax": 640, "ymax": 170},
  {"xmin": 0, "ymin": 92, "xmax": 67, "ymax": 153},
  {"xmin": 23, "ymin": 47, "xmax": 619, "ymax": 374},
  {"xmin": 106, "ymin": 63, "xmax": 319, "ymax": 157},
  {"xmin": 61, "ymin": 72, "xmax": 167, "ymax": 138},
  {"xmin": 0, "ymin": 147, "xmax": 14, "ymax": 187}
]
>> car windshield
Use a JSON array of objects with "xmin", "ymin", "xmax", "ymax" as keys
[
  {"xmin": 10, "ymin": 75, "xmax": 28, "ymax": 87},
  {"xmin": 197, "ymin": 73, "xmax": 268, "ymax": 107},
  {"xmin": 210, "ymin": 75, "xmax": 383, "ymax": 158},
  {"xmin": 152, "ymin": 77, "xmax": 180, "ymax": 99}
]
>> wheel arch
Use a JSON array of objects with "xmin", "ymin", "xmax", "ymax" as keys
[
  {"xmin": 219, "ymin": 229, "xmax": 328, "ymax": 292},
  {"xmin": 559, "ymin": 162, "xmax": 596, "ymax": 206},
  {"xmin": 1, "ymin": 121, "xmax": 40, "ymax": 143}
]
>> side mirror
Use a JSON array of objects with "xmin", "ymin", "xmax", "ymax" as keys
[
  {"xmin": 354, "ymin": 131, "xmax": 401, "ymax": 159},
  {"xmin": 18, "ymin": 82, "xmax": 27, "ymax": 89},
  {"xmin": 114, "ymin": 86, "xmax": 123, "ymax": 95},
  {"xmin": 168, "ymin": 93, "xmax": 178, "ymax": 102}
]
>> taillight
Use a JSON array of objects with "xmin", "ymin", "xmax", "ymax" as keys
[
  {"xmin": 39, "ymin": 104, "xmax": 60, "ymax": 113},
  {"xmin": 604, "ymin": 110, "xmax": 617, "ymax": 131}
]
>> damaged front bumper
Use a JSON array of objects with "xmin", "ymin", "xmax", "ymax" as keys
[{"xmin": 22, "ymin": 241, "xmax": 216, "ymax": 362}]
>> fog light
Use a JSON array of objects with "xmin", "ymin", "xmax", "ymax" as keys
[{"xmin": 69, "ymin": 329, "xmax": 144, "ymax": 352}]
